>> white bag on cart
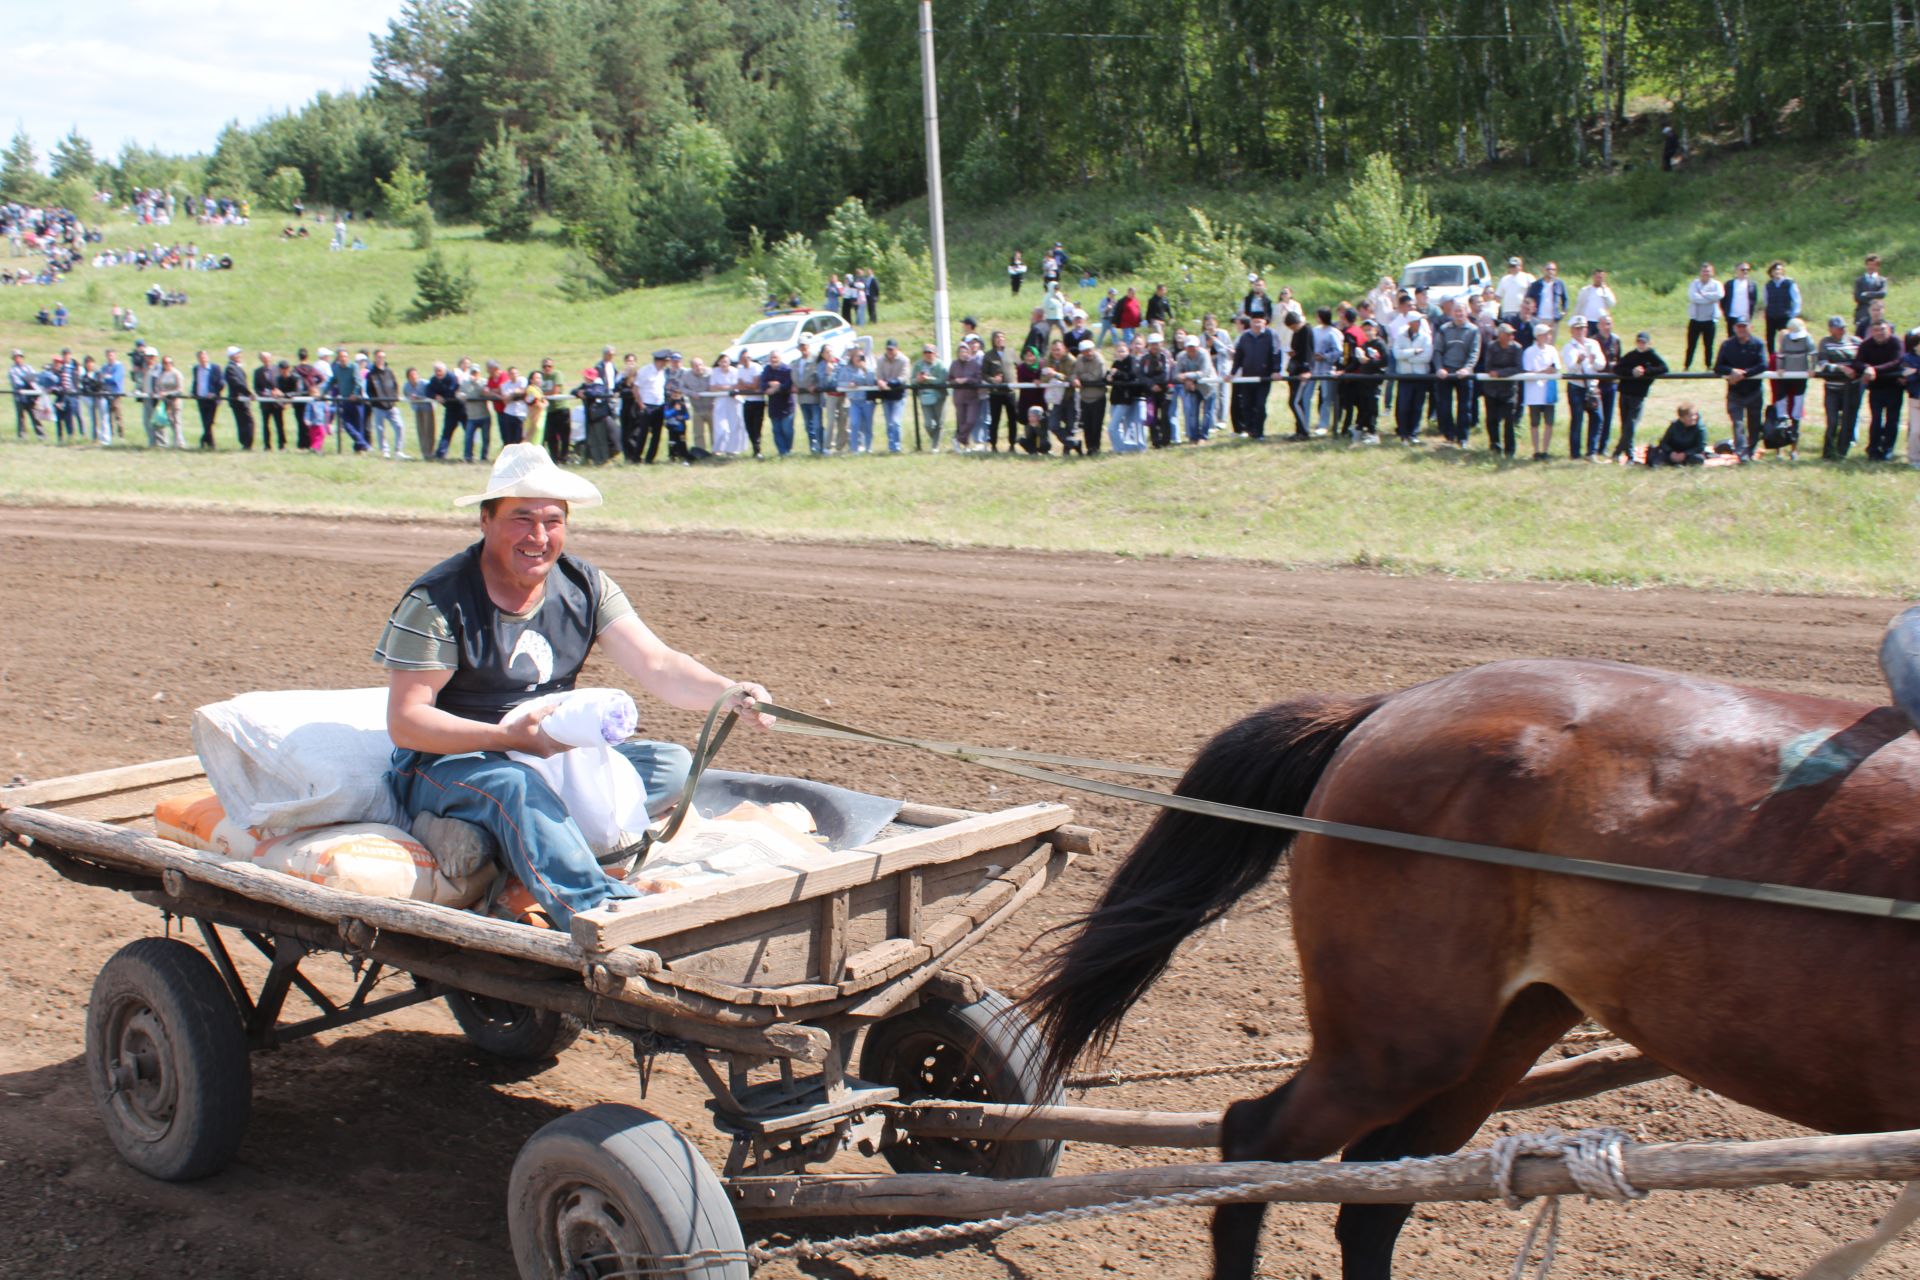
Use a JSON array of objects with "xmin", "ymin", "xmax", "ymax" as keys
[
  {"xmin": 502, "ymin": 688, "xmax": 650, "ymax": 856},
  {"xmin": 192, "ymin": 687, "xmax": 409, "ymax": 834}
]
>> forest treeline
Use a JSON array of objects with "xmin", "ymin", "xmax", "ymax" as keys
[{"xmin": 8, "ymin": 0, "xmax": 1918, "ymax": 288}]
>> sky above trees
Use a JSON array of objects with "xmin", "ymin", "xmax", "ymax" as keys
[{"xmin": 10, "ymin": 0, "xmax": 393, "ymax": 158}]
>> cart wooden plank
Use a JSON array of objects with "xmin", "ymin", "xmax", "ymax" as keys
[
  {"xmin": 570, "ymin": 803, "xmax": 1072, "ymax": 953},
  {"xmin": 0, "ymin": 756, "xmax": 204, "ymax": 810}
]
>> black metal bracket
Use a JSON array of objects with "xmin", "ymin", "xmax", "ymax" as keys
[{"xmin": 195, "ymin": 919, "xmax": 442, "ymax": 1051}]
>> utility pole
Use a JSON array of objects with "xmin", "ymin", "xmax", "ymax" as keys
[{"xmin": 918, "ymin": 0, "xmax": 952, "ymax": 366}]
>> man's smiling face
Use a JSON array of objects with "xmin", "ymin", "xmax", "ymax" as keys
[{"xmin": 481, "ymin": 498, "xmax": 569, "ymax": 593}]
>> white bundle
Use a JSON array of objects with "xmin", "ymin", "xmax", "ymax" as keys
[
  {"xmin": 192, "ymin": 687, "xmax": 410, "ymax": 833},
  {"xmin": 532, "ymin": 687, "xmax": 638, "ymax": 748},
  {"xmin": 502, "ymin": 688, "xmax": 649, "ymax": 854}
]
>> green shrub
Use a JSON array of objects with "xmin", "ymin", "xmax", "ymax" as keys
[
  {"xmin": 264, "ymin": 166, "xmax": 305, "ymax": 214},
  {"xmin": 1620, "ymin": 165, "xmax": 1678, "ymax": 221},
  {"xmin": 376, "ymin": 159, "xmax": 434, "ymax": 249},
  {"xmin": 368, "ymin": 293, "xmax": 397, "ymax": 328},
  {"xmin": 1430, "ymin": 184, "xmax": 1571, "ymax": 256},
  {"xmin": 411, "ymin": 249, "xmax": 476, "ymax": 320},
  {"xmin": 951, "ymin": 129, "xmax": 1020, "ymax": 204},
  {"xmin": 1317, "ymin": 153, "xmax": 1439, "ymax": 286},
  {"xmin": 822, "ymin": 197, "xmax": 890, "ymax": 274},
  {"xmin": 1135, "ymin": 207, "xmax": 1255, "ymax": 319},
  {"xmin": 746, "ymin": 229, "xmax": 821, "ymax": 308}
]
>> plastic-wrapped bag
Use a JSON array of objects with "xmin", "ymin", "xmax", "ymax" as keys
[
  {"xmin": 192, "ymin": 687, "xmax": 409, "ymax": 833},
  {"xmin": 503, "ymin": 688, "xmax": 650, "ymax": 855},
  {"xmin": 154, "ymin": 791, "xmax": 484, "ymax": 908}
]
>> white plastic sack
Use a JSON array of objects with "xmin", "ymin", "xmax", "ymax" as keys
[
  {"xmin": 531, "ymin": 687, "xmax": 638, "ymax": 748},
  {"xmin": 192, "ymin": 687, "xmax": 409, "ymax": 834},
  {"xmin": 503, "ymin": 688, "xmax": 650, "ymax": 855}
]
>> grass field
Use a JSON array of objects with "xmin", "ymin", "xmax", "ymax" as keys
[
  {"xmin": 5, "ymin": 139, "xmax": 1916, "ymax": 597},
  {"xmin": 5, "ymin": 436, "xmax": 1914, "ymax": 596},
  {"xmin": 8, "ymin": 137, "xmax": 1917, "ymax": 395}
]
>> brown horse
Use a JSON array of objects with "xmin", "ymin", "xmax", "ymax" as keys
[{"xmin": 1028, "ymin": 657, "xmax": 1920, "ymax": 1280}]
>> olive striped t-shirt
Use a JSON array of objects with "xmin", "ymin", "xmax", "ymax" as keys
[{"xmin": 374, "ymin": 569, "xmax": 636, "ymax": 671}]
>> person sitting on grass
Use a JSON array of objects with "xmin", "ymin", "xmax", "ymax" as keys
[
  {"xmin": 377, "ymin": 444, "xmax": 775, "ymax": 928},
  {"xmin": 1650, "ymin": 402, "xmax": 1707, "ymax": 466}
]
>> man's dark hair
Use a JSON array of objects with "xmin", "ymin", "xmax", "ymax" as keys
[
  {"xmin": 480, "ymin": 498, "xmax": 569, "ymax": 519},
  {"xmin": 1317, "ymin": 307, "xmax": 1334, "ymax": 324}
]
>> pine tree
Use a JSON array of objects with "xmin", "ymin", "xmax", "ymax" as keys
[
  {"xmin": 411, "ymin": 249, "xmax": 477, "ymax": 318},
  {"xmin": 205, "ymin": 123, "xmax": 264, "ymax": 198},
  {"xmin": 0, "ymin": 130, "xmax": 46, "ymax": 204},
  {"xmin": 49, "ymin": 129, "xmax": 98, "ymax": 185},
  {"xmin": 470, "ymin": 123, "xmax": 534, "ymax": 241}
]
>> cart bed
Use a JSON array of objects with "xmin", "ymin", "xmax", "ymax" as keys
[{"xmin": 0, "ymin": 757, "xmax": 1094, "ymax": 1046}]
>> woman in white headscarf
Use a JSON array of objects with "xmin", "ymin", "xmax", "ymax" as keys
[{"xmin": 707, "ymin": 353, "xmax": 746, "ymax": 454}]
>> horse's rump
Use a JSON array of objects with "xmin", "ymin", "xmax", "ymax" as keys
[{"xmin": 1292, "ymin": 657, "xmax": 1920, "ymax": 1134}]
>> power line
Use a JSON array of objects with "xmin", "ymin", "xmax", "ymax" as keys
[{"xmin": 973, "ymin": 20, "xmax": 1902, "ymax": 44}]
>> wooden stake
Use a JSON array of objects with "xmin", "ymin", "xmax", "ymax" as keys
[{"xmin": 732, "ymin": 1127, "xmax": 1920, "ymax": 1218}]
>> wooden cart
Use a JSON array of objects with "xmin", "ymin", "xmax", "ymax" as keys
[{"xmin": 0, "ymin": 756, "xmax": 1096, "ymax": 1279}]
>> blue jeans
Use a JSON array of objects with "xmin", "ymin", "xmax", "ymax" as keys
[
  {"xmin": 849, "ymin": 400, "xmax": 875, "ymax": 452},
  {"xmin": 799, "ymin": 402, "xmax": 824, "ymax": 454},
  {"xmin": 1182, "ymin": 389, "xmax": 1208, "ymax": 442},
  {"xmin": 462, "ymin": 414, "xmax": 491, "ymax": 461},
  {"xmin": 881, "ymin": 398, "xmax": 904, "ymax": 451},
  {"xmin": 1312, "ymin": 377, "xmax": 1336, "ymax": 429},
  {"xmin": 339, "ymin": 403, "xmax": 371, "ymax": 450},
  {"xmin": 771, "ymin": 410, "xmax": 795, "ymax": 455},
  {"xmin": 1567, "ymin": 385, "xmax": 1600, "ymax": 457},
  {"xmin": 369, "ymin": 406, "xmax": 405, "ymax": 454},
  {"xmin": 387, "ymin": 739, "xmax": 692, "ymax": 928}
]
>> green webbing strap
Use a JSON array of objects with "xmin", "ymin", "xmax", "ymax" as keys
[
  {"xmin": 749, "ymin": 699, "xmax": 1920, "ymax": 925},
  {"xmin": 758, "ymin": 702, "xmax": 1182, "ymax": 778},
  {"xmin": 623, "ymin": 684, "xmax": 745, "ymax": 869}
]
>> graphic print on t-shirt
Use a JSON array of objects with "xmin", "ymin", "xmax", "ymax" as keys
[{"xmin": 508, "ymin": 629, "xmax": 555, "ymax": 686}]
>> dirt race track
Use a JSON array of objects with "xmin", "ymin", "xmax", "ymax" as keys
[{"xmin": 1, "ymin": 503, "xmax": 1914, "ymax": 1280}]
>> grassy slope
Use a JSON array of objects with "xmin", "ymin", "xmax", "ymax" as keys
[
  {"xmin": 4, "ymin": 441, "xmax": 1914, "ymax": 596},
  {"xmin": 3, "ymin": 140, "xmax": 1915, "ymax": 596}
]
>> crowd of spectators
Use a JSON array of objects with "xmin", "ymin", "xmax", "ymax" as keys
[
  {"xmin": 924, "ymin": 246, "xmax": 1916, "ymax": 466},
  {"xmin": 9, "ymin": 222, "xmax": 1918, "ymax": 467},
  {"xmin": 2, "ymin": 201, "xmax": 96, "ymax": 286}
]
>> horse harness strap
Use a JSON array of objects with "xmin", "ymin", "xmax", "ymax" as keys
[{"xmin": 751, "ymin": 699, "xmax": 1920, "ymax": 927}]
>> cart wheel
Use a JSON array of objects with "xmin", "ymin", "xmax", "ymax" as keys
[
  {"xmin": 508, "ymin": 1103, "xmax": 749, "ymax": 1280},
  {"xmin": 84, "ymin": 936, "xmax": 251, "ymax": 1181},
  {"xmin": 860, "ymin": 986, "xmax": 1063, "ymax": 1178},
  {"xmin": 446, "ymin": 991, "xmax": 584, "ymax": 1062}
]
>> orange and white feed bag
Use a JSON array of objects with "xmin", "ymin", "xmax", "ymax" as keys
[{"xmin": 155, "ymin": 790, "xmax": 486, "ymax": 909}]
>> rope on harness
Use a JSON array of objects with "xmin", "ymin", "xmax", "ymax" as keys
[
  {"xmin": 1489, "ymin": 1127, "xmax": 1645, "ymax": 1280},
  {"xmin": 613, "ymin": 683, "xmax": 748, "ymax": 873},
  {"xmin": 746, "ymin": 697, "xmax": 1920, "ymax": 926}
]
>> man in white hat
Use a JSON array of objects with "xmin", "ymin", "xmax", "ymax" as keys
[{"xmin": 376, "ymin": 444, "xmax": 774, "ymax": 926}]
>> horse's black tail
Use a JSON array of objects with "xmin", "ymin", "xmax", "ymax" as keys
[{"xmin": 1028, "ymin": 692, "xmax": 1387, "ymax": 1090}]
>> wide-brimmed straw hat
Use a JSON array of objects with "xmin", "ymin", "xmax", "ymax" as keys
[{"xmin": 454, "ymin": 443, "xmax": 602, "ymax": 509}]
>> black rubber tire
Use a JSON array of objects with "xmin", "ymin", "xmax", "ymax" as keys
[
  {"xmin": 446, "ymin": 991, "xmax": 584, "ymax": 1061},
  {"xmin": 508, "ymin": 1103, "xmax": 748, "ymax": 1280},
  {"xmin": 859, "ymin": 986, "xmax": 1064, "ymax": 1178},
  {"xmin": 84, "ymin": 936, "xmax": 251, "ymax": 1181}
]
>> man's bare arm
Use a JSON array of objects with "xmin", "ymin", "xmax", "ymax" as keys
[
  {"xmin": 596, "ymin": 615, "xmax": 773, "ymax": 729},
  {"xmin": 386, "ymin": 668, "xmax": 564, "ymax": 756}
]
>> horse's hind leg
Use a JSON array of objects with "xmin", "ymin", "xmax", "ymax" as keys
[
  {"xmin": 1332, "ymin": 984, "xmax": 1580, "ymax": 1280},
  {"xmin": 1209, "ymin": 1037, "xmax": 1478, "ymax": 1280}
]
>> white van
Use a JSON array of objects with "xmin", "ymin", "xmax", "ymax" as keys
[{"xmin": 1399, "ymin": 255, "xmax": 1491, "ymax": 306}]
